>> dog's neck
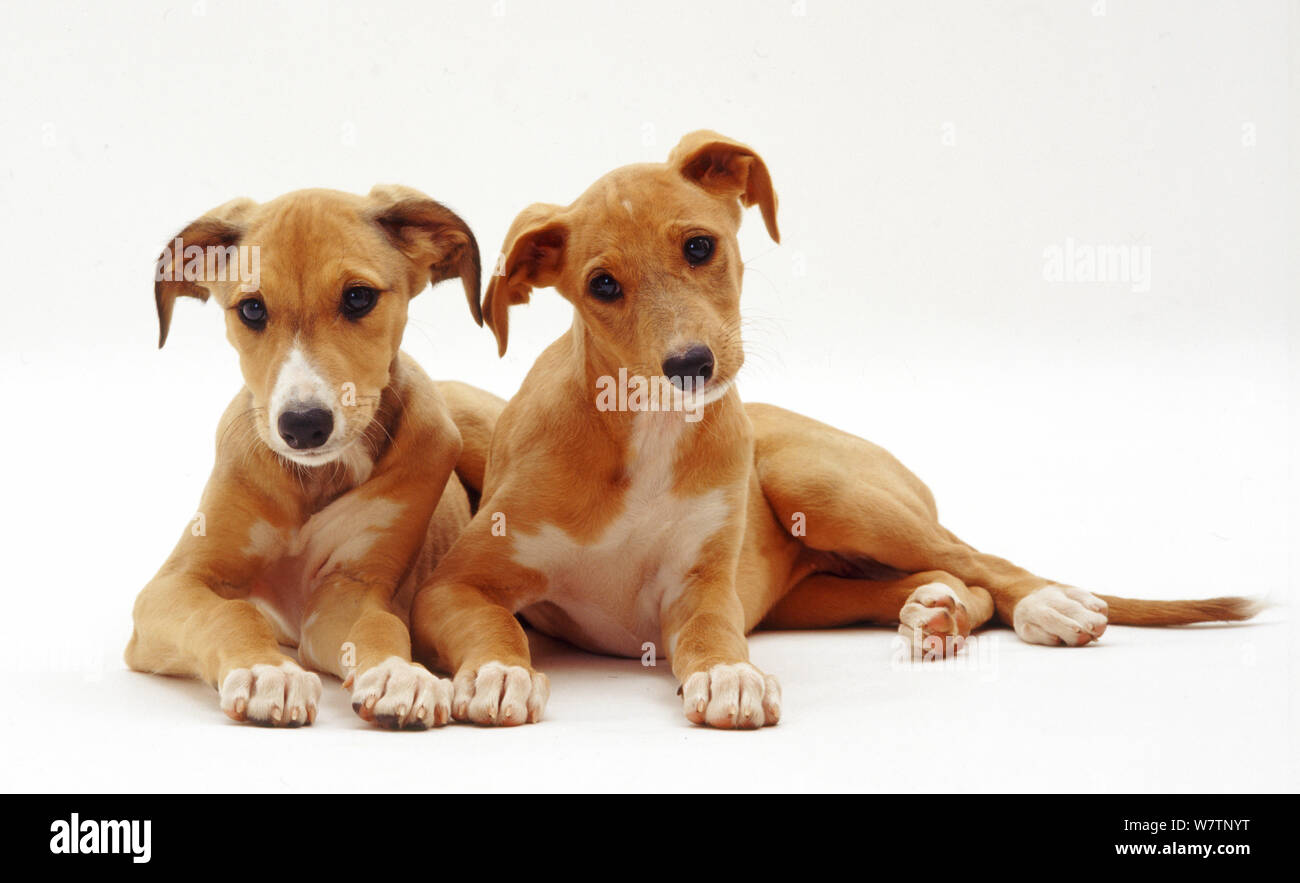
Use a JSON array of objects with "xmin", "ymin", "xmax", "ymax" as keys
[{"xmin": 556, "ymin": 319, "xmax": 748, "ymax": 478}]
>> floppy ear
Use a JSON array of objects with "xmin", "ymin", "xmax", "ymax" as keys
[
  {"xmin": 668, "ymin": 130, "xmax": 779, "ymax": 243},
  {"xmin": 154, "ymin": 197, "xmax": 257, "ymax": 348},
  {"xmin": 368, "ymin": 184, "xmax": 482, "ymax": 326},
  {"xmin": 481, "ymin": 203, "xmax": 567, "ymax": 357}
]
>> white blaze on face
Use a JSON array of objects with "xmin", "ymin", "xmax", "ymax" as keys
[{"xmin": 268, "ymin": 345, "xmax": 340, "ymax": 459}]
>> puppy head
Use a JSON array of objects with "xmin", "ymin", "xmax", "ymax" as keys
[
  {"xmin": 482, "ymin": 130, "xmax": 777, "ymax": 399},
  {"xmin": 155, "ymin": 186, "xmax": 480, "ymax": 466}
]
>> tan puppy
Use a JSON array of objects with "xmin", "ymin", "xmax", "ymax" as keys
[
  {"xmin": 126, "ymin": 186, "xmax": 504, "ymax": 728},
  {"xmin": 409, "ymin": 131, "xmax": 1259, "ymax": 730}
]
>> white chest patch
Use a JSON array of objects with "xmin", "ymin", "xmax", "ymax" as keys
[
  {"xmin": 245, "ymin": 495, "xmax": 405, "ymax": 644},
  {"xmin": 512, "ymin": 413, "xmax": 732, "ymax": 658}
]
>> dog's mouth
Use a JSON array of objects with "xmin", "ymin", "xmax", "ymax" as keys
[
  {"xmin": 267, "ymin": 430, "xmax": 364, "ymax": 469},
  {"xmin": 665, "ymin": 374, "xmax": 705, "ymax": 392},
  {"xmin": 273, "ymin": 444, "xmax": 345, "ymax": 467},
  {"xmin": 655, "ymin": 372, "xmax": 735, "ymax": 408},
  {"xmin": 663, "ymin": 365, "xmax": 730, "ymax": 389},
  {"xmin": 684, "ymin": 375, "xmax": 734, "ymax": 407}
]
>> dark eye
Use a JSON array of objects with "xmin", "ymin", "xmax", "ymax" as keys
[
  {"xmin": 341, "ymin": 286, "xmax": 378, "ymax": 318},
  {"xmin": 588, "ymin": 273, "xmax": 622, "ymax": 302},
  {"xmin": 237, "ymin": 298, "xmax": 267, "ymax": 329},
  {"xmin": 683, "ymin": 235, "xmax": 715, "ymax": 266}
]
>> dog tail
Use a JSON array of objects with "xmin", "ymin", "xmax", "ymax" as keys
[{"xmin": 1095, "ymin": 594, "xmax": 1264, "ymax": 626}]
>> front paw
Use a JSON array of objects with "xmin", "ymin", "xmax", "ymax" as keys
[
  {"xmin": 680, "ymin": 662, "xmax": 780, "ymax": 729},
  {"xmin": 452, "ymin": 661, "xmax": 549, "ymax": 726},
  {"xmin": 221, "ymin": 661, "xmax": 322, "ymax": 727},
  {"xmin": 346, "ymin": 657, "xmax": 452, "ymax": 730}
]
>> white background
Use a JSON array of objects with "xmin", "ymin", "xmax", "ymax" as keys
[{"xmin": 0, "ymin": 1, "xmax": 1294, "ymax": 792}]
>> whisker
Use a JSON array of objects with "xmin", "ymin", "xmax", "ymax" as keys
[
  {"xmin": 217, "ymin": 407, "xmax": 266, "ymax": 460},
  {"xmin": 742, "ymin": 244, "xmax": 783, "ymax": 267}
]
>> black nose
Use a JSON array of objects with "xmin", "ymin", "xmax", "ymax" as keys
[
  {"xmin": 661, "ymin": 344, "xmax": 715, "ymax": 389},
  {"xmin": 277, "ymin": 408, "xmax": 334, "ymax": 450}
]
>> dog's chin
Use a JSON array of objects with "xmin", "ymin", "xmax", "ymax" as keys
[
  {"xmin": 658, "ymin": 373, "xmax": 736, "ymax": 409},
  {"xmin": 268, "ymin": 437, "xmax": 359, "ymax": 469},
  {"xmin": 686, "ymin": 375, "xmax": 735, "ymax": 408}
]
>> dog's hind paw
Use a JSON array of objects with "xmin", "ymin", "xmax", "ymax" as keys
[
  {"xmin": 1013, "ymin": 585, "xmax": 1109, "ymax": 646},
  {"xmin": 680, "ymin": 662, "xmax": 780, "ymax": 729},
  {"xmin": 348, "ymin": 656, "xmax": 452, "ymax": 730},
  {"xmin": 220, "ymin": 660, "xmax": 322, "ymax": 727},
  {"xmin": 898, "ymin": 581, "xmax": 971, "ymax": 658}
]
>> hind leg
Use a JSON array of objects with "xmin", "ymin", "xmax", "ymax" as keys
[
  {"xmin": 748, "ymin": 403, "xmax": 1108, "ymax": 646},
  {"xmin": 763, "ymin": 570, "xmax": 994, "ymax": 657}
]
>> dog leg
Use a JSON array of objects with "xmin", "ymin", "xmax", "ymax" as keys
[
  {"xmin": 295, "ymin": 452, "xmax": 466, "ymax": 729},
  {"xmin": 412, "ymin": 578, "xmax": 548, "ymax": 726},
  {"xmin": 125, "ymin": 471, "xmax": 323, "ymax": 727},
  {"xmin": 298, "ymin": 579, "xmax": 452, "ymax": 730},
  {"xmin": 750, "ymin": 404, "xmax": 1247, "ymax": 641},
  {"xmin": 411, "ymin": 513, "xmax": 552, "ymax": 727},
  {"xmin": 126, "ymin": 576, "xmax": 321, "ymax": 726},
  {"xmin": 662, "ymin": 568, "xmax": 780, "ymax": 730},
  {"xmin": 763, "ymin": 570, "xmax": 993, "ymax": 653},
  {"xmin": 749, "ymin": 403, "xmax": 1078, "ymax": 641},
  {"xmin": 763, "ymin": 570, "xmax": 994, "ymax": 658}
]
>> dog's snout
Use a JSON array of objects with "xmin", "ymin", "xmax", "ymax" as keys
[
  {"xmin": 277, "ymin": 408, "xmax": 334, "ymax": 450},
  {"xmin": 662, "ymin": 344, "xmax": 715, "ymax": 389}
]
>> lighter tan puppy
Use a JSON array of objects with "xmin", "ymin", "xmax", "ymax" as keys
[
  {"xmin": 126, "ymin": 186, "xmax": 503, "ymax": 728},
  {"xmin": 409, "ymin": 131, "xmax": 1259, "ymax": 729}
]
